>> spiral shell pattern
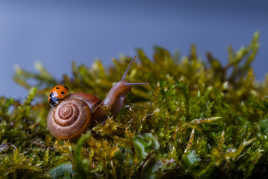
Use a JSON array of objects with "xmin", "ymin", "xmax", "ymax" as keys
[{"xmin": 47, "ymin": 98, "xmax": 91, "ymax": 139}]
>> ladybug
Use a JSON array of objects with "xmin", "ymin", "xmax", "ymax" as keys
[{"xmin": 48, "ymin": 85, "xmax": 69, "ymax": 107}]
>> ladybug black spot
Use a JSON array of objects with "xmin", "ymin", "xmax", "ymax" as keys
[
  {"xmin": 61, "ymin": 91, "xmax": 65, "ymax": 94},
  {"xmin": 56, "ymin": 87, "xmax": 60, "ymax": 89}
]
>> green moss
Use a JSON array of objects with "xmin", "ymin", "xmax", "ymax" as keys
[{"xmin": 0, "ymin": 32, "xmax": 268, "ymax": 178}]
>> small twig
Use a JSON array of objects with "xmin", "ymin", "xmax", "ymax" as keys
[
  {"xmin": 191, "ymin": 117, "xmax": 222, "ymax": 125},
  {"xmin": 184, "ymin": 128, "xmax": 195, "ymax": 153}
]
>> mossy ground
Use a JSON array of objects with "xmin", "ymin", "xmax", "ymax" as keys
[{"xmin": 1, "ymin": 33, "xmax": 268, "ymax": 178}]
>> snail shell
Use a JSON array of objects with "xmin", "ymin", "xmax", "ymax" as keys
[{"xmin": 47, "ymin": 93, "xmax": 101, "ymax": 139}]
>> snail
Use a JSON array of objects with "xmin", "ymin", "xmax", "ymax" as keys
[{"xmin": 47, "ymin": 57, "xmax": 146, "ymax": 140}]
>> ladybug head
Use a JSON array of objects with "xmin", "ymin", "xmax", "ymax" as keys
[{"xmin": 48, "ymin": 92, "xmax": 60, "ymax": 107}]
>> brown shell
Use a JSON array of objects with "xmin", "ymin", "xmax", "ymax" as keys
[{"xmin": 47, "ymin": 93, "xmax": 101, "ymax": 139}]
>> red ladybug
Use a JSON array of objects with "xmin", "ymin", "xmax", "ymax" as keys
[{"xmin": 48, "ymin": 85, "xmax": 69, "ymax": 106}]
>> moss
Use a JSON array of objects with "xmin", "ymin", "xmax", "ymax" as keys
[{"xmin": 0, "ymin": 32, "xmax": 268, "ymax": 178}]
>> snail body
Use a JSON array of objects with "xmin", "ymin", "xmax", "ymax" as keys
[{"xmin": 47, "ymin": 57, "xmax": 146, "ymax": 139}]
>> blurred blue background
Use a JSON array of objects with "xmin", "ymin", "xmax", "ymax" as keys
[{"xmin": 0, "ymin": 0, "xmax": 267, "ymax": 98}]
